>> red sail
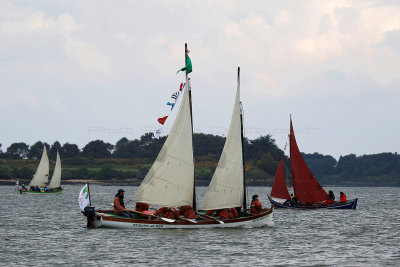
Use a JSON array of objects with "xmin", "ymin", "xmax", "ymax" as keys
[
  {"xmin": 270, "ymin": 157, "xmax": 290, "ymax": 199},
  {"xmin": 290, "ymin": 119, "xmax": 329, "ymax": 203}
]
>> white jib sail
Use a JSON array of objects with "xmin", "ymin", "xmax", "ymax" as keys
[
  {"xmin": 49, "ymin": 151, "xmax": 62, "ymax": 188},
  {"xmin": 131, "ymin": 78, "xmax": 194, "ymax": 208},
  {"xmin": 199, "ymin": 73, "xmax": 244, "ymax": 210},
  {"xmin": 29, "ymin": 145, "xmax": 50, "ymax": 187}
]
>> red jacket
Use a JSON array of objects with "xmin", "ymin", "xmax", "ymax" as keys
[
  {"xmin": 179, "ymin": 206, "xmax": 196, "ymax": 219},
  {"xmin": 340, "ymin": 194, "xmax": 347, "ymax": 202},
  {"xmin": 136, "ymin": 202, "xmax": 149, "ymax": 212},
  {"xmin": 155, "ymin": 207, "xmax": 178, "ymax": 219},
  {"xmin": 113, "ymin": 196, "xmax": 127, "ymax": 215},
  {"xmin": 228, "ymin": 208, "xmax": 239, "ymax": 219},
  {"xmin": 250, "ymin": 199, "xmax": 262, "ymax": 214}
]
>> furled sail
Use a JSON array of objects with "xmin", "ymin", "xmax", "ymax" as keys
[
  {"xmin": 199, "ymin": 70, "xmax": 244, "ymax": 210},
  {"xmin": 49, "ymin": 151, "xmax": 62, "ymax": 188},
  {"xmin": 290, "ymin": 119, "xmax": 329, "ymax": 203},
  {"xmin": 131, "ymin": 78, "xmax": 194, "ymax": 207},
  {"xmin": 270, "ymin": 156, "xmax": 290, "ymax": 200},
  {"xmin": 29, "ymin": 145, "xmax": 50, "ymax": 187}
]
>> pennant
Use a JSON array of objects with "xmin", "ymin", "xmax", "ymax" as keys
[
  {"xmin": 171, "ymin": 92, "xmax": 179, "ymax": 100},
  {"xmin": 176, "ymin": 55, "xmax": 192, "ymax": 74},
  {"xmin": 167, "ymin": 102, "xmax": 175, "ymax": 110},
  {"xmin": 179, "ymin": 82, "xmax": 185, "ymax": 92},
  {"xmin": 158, "ymin": 116, "xmax": 168, "ymax": 125},
  {"xmin": 154, "ymin": 128, "xmax": 162, "ymax": 139}
]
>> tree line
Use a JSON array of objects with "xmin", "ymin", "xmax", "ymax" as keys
[{"xmin": 0, "ymin": 133, "xmax": 399, "ymax": 186}]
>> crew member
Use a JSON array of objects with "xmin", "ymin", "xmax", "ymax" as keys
[
  {"xmin": 340, "ymin": 192, "xmax": 347, "ymax": 202},
  {"xmin": 114, "ymin": 189, "xmax": 134, "ymax": 218},
  {"xmin": 228, "ymin": 208, "xmax": 239, "ymax": 219},
  {"xmin": 328, "ymin": 190, "xmax": 335, "ymax": 201},
  {"xmin": 250, "ymin": 195, "xmax": 262, "ymax": 214},
  {"xmin": 205, "ymin": 209, "xmax": 229, "ymax": 220},
  {"xmin": 179, "ymin": 205, "xmax": 196, "ymax": 219},
  {"xmin": 155, "ymin": 207, "xmax": 179, "ymax": 219},
  {"xmin": 136, "ymin": 202, "xmax": 149, "ymax": 212}
]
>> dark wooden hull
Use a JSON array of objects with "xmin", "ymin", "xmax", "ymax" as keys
[{"xmin": 268, "ymin": 196, "xmax": 358, "ymax": 210}]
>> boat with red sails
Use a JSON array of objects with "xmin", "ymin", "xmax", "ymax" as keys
[{"xmin": 268, "ymin": 118, "xmax": 357, "ymax": 210}]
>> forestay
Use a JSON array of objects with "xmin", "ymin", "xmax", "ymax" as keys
[
  {"xmin": 29, "ymin": 146, "xmax": 50, "ymax": 187},
  {"xmin": 49, "ymin": 151, "xmax": 62, "ymax": 188},
  {"xmin": 131, "ymin": 78, "xmax": 194, "ymax": 207},
  {"xmin": 199, "ymin": 73, "xmax": 244, "ymax": 210}
]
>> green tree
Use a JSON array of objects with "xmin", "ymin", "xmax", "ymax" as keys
[
  {"xmin": 6, "ymin": 143, "xmax": 30, "ymax": 159},
  {"xmin": 49, "ymin": 141, "xmax": 62, "ymax": 160},
  {"xmin": 61, "ymin": 143, "xmax": 80, "ymax": 158},
  {"xmin": 82, "ymin": 140, "xmax": 114, "ymax": 158},
  {"xmin": 28, "ymin": 141, "xmax": 50, "ymax": 159}
]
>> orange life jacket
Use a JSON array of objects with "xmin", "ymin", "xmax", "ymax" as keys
[
  {"xmin": 179, "ymin": 206, "xmax": 196, "ymax": 219},
  {"xmin": 340, "ymin": 194, "xmax": 347, "ymax": 202},
  {"xmin": 136, "ymin": 202, "xmax": 149, "ymax": 212},
  {"xmin": 250, "ymin": 199, "xmax": 262, "ymax": 214},
  {"xmin": 155, "ymin": 207, "xmax": 178, "ymax": 219}
]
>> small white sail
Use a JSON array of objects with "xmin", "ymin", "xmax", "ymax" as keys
[
  {"xmin": 29, "ymin": 145, "xmax": 50, "ymax": 187},
  {"xmin": 49, "ymin": 151, "xmax": 62, "ymax": 188},
  {"xmin": 131, "ymin": 77, "xmax": 195, "ymax": 207},
  {"xmin": 199, "ymin": 71, "xmax": 244, "ymax": 210}
]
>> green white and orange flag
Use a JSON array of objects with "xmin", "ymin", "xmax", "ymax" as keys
[{"xmin": 78, "ymin": 183, "xmax": 90, "ymax": 211}]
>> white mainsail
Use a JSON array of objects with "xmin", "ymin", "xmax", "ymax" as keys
[
  {"xmin": 29, "ymin": 145, "xmax": 50, "ymax": 187},
  {"xmin": 199, "ymin": 70, "xmax": 244, "ymax": 210},
  {"xmin": 131, "ymin": 78, "xmax": 194, "ymax": 207},
  {"xmin": 49, "ymin": 151, "xmax": 62, "ymax": 188}
]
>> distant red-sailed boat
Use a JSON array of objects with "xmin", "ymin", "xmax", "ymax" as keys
[{"xmin": 268, "ymin": 117, "xmax": 357, "ymax": 210}]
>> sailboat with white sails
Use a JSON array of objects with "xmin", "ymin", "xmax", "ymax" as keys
[
  {"xmin": 20, "ymin": 146, "xmax": 63, "ymax": 194},
  {"xmin": 83, "ymin": 44, "xmax": 273, "ymax": 228}
]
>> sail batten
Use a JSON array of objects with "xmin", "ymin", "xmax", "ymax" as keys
[
  {"xmin": 290, "ymin": 119, "xmax": 329, "ymax": 203},
  {"xmin": 131, "ymin": 76, "xmax": 194, "ymax": 208},
  {"xmin": 49, "ymin": 151, "xmax": 62, "ymax": 188},
  {"xmin": 29, "ymin": 146, "xmax": 50, "ymax": 187},
  {"xmin": 199, "ymin": 70, "xmax": 244, "ymax": 211}
]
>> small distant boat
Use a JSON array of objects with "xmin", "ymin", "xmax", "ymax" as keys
[
  {"xmin": 20, "ymin": 146, "xmax": 63, "ymax": 194},
  {"xmin": 268, "ymin": 117, "xmax": 357, "ymax": 210},
  {"xmin": 82, "ymin": 45, "xmax": 273, "ymax": 228}
]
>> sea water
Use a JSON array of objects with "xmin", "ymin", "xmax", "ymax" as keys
[{"xmin": 0, "ymin": 186, "xmax": 399, "ymax": 266}]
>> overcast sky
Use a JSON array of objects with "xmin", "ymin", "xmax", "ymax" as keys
[{"xmin": 1, "ymin": 0, "xmax": 399, "ymax": 159}]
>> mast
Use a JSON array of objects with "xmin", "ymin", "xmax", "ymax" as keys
[
  {"xmin": 186, "ymin": 43, "xmax": 197, "ymax": 211},
  {"xmin": 239, "ymin": 67, "xmax": 247, "ymax": 211}
]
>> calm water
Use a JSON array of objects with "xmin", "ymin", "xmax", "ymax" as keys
[{"xmin": 0, "ymin": 185, "xmax": 399, "ymax": 266}]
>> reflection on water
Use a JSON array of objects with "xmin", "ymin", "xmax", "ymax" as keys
[{"xmin": 0, "ymin": 186, "xmax": 399, "ymax": 266}]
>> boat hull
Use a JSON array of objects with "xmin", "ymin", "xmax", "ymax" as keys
[
  {"xmin": 20, "ymin": 189, "xmax": 64, "ymax": 194},
  {"xmin": 84, "ymin": 207, "xmax": 274, "ymax": 229},
  {"xmin": 268, "ymin": 196, "xmax": 357, "ymax": 210}
]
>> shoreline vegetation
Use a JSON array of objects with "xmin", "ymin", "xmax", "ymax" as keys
[{"xmin": 1, "ymin": 133, "xmax": 399, "ymax": 187}]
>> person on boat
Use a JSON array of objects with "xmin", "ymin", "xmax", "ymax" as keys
[
  {"xmin": 179, "ymin": 205, "xmax": 196, "ymax": 219},
  {"xmin": 136, "ymin": 202, "xmax": 150, "ymax": 212},
  {"xmin": 228, "ymin": 208, "xmax": 239, "ymax": 219},
  {"xmin": 113, "ymin": 189, "xmax": 134, "ymax": 218},
  {"xmin": 205, "ymin": 209, "xmax": 229, "ymax": 220},
  {"xmin": 289, "ymin": 194, "xmax": 300, "ymax": 206},
  {"xmin": 154, "ymin": 207, "xmax": 179, "ymax": 219},
  {"xmin": 340, "ymin": 192, "xmax": 347, "ymax": 202},
  {"xmin": 328, "ymin": 190, "xmax": 335, "ymax": 201},
  {"xmin": 250, "ymin": 195, "xmax": 262, "ymax": 214}
]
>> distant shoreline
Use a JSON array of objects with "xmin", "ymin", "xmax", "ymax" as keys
[{"xmin": 0, "ymin": 179, "xmax": 398, "ymax": 187}]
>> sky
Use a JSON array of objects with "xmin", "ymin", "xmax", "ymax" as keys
[{"xmin": 1, "ymin": 0, "xmax": 400, "ymax": 159}]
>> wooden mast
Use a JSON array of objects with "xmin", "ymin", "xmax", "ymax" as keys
[
  {"xmin": 239, "ymin": 67, "xmax": 247, "ymax": 212},
  {"xmin": 186, "ymin": 43, "xmax": 197, "ymax": 211}
]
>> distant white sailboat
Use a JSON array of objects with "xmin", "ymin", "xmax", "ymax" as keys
[{"xmin": 20, "ymin": 146, "xmax": 63, "ymax": 194}]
